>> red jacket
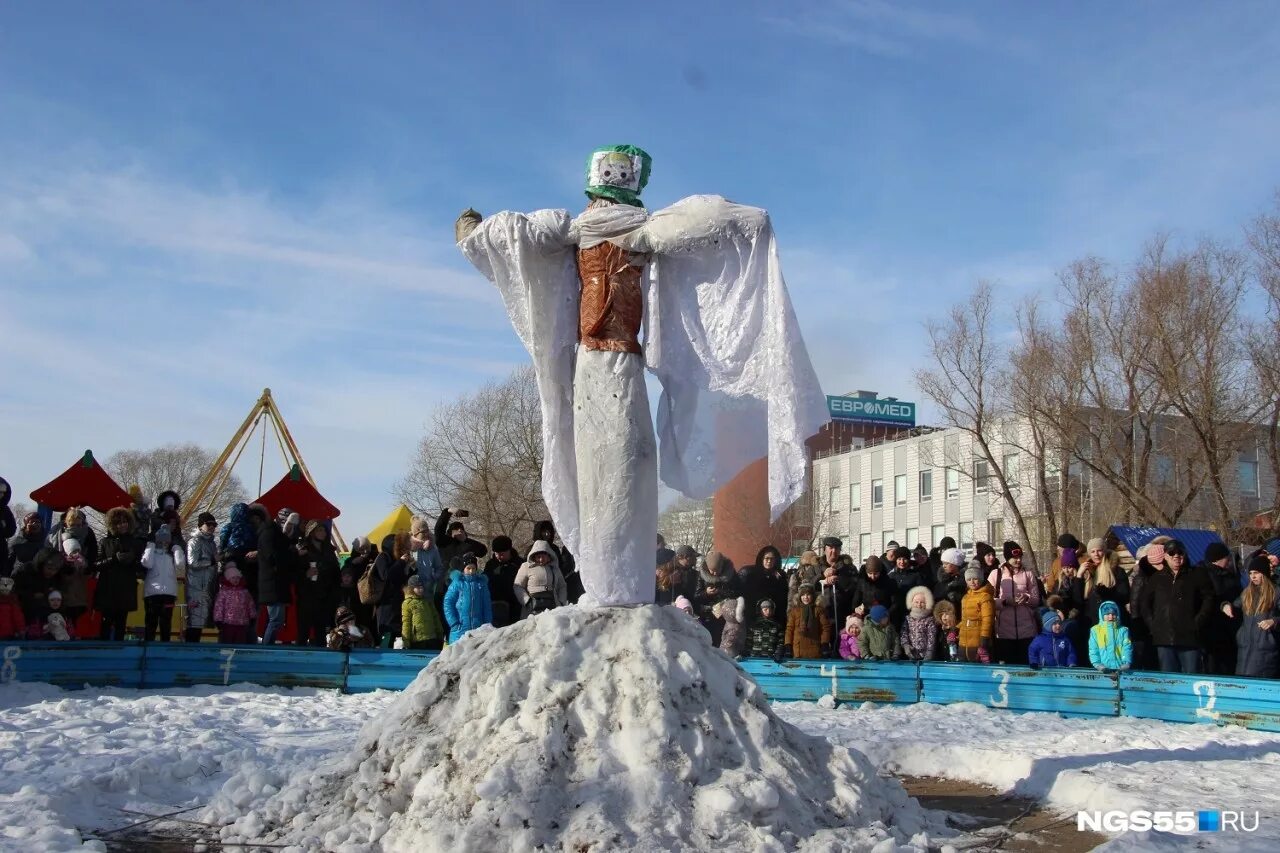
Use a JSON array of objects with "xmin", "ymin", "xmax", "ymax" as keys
[{"xmin": 0, "ymin": 595, "xmax": 25, "ymax": 639}]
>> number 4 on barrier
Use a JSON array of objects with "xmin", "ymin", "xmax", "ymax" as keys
[
  {"xmin": 1193, "ymin": 680, "xmax": 1220, "ymax": 721},
  {"xmin": 0, "ymin": 647, "xmax": 19, "ymax": 683},
  {"xmin": 989, "ymin": 669, "xmax": 1010, "ymax": 708},
  {"xmin": 220, "ymin": 648, "xmax": 236, "ymax": 686}
]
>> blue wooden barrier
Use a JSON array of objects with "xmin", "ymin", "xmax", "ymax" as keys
[
  {"xmin": 346, "ymin": 649, "xmax": 436, "ymax": 693},
  {"xmin": 141, "ymin": 643, "xmax": 347, "ymax": 690},
  {"xmin": 1120, "ymin": 672, "xmax": 1280, "ymax": 733},
  {"xmin": 0, "ymin": 641, "xmax": 144, "ymax": 689},
  {"xmin": 5, "ymin": 642, "xmax": 1280, "ymax": 735},
  {"xmin": 740, "ymin": 659, "xmax": 919, "ymax": 705},
  {"xmin": 921, "ymin": 663, "xmax": 1119, "ymax": 718}
]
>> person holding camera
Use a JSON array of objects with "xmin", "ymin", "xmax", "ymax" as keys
[{"xmin": 434, "ymin": 508, "xmax": 488, "ymax": 570}]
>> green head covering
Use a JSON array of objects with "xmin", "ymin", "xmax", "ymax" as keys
[{"xmin": 585, "ymin": 144, "xmax": 652, "ymax": 207}]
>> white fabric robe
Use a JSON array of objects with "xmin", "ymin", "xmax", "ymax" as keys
[{"xmin": 460, "ymin": 194, "xmax": 827, "ymax": 606}]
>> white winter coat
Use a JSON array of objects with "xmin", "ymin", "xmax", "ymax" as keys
[
  {"xmin": 141, "ymin": 542, "xmax": 185, "ymax": 598},
  {"xmin": 514, "ymin": 541, "xmax": 568, "ymax": 615}
]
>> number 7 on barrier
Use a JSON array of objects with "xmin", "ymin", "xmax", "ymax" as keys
[{"xmin": 220, "ymin": 648, "xmax": 236, "ymax": 686}]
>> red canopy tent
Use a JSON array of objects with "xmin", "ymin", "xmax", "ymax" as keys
[
  {"xmin": 254, "ymin": 464, "xmax": 340, "ymax": 520},
  {"xmin": 30, "ymin": 450, "xmax": 132, "ymax": 512}
]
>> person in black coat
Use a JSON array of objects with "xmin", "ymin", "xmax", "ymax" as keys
[
  {"xmin": 0, "ymin": 477, "xmax": 15, "ymax": 577},
  {"xmin": 373, "ymin": 532, "xmax": 410, "ymax": 645},
  {"xmin": 6, "ymin": 512, "xmax": 44, "ymax": 579},
  {"xmin": 1200, "ymin": 542, "xmax": 1242, "ymax": 675},
  {"xmin": 655, "ymin": 545, "xmax": 699, "ymax": 606},
  {"xmin": 885, "ymin": 546, "xmax": 929, "ymax": 629},
  {"xmin": 434, "ymin": 508, "xmax": 489, "ymax": 569},
  {"xmin": 850, "ymin": 557, "xmax": 897, "ymax": 621},
  {"xmin": 484, "ymin": 535, "xmax": 524, "ymax": 627},
  {"xmin": 94, "ymin": 507, "xmax": 143, "ymax": 640},
  {"xmin": 248, "ymin": 503, "xmax": 291, "ymax": 644},
  {"xmin": 738, "ymin": 545, "xmax": 788, "ymax": 626},
  {"xmin": 296, "ymin": 520, "xmax": 341, "ymax": 647},
  {"xmin": 934, "ymin": 547, "xmax": 968, "ymax": 613},
  {"xmin": 1137, "ymin": 539, "xmax": 1216, "ymax": 673}
]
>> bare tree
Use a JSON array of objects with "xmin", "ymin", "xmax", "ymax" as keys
[
  {"xmin": 658, "ymin": 497, "xmax": 714, "ymax": 555},
  {"xmin": 395, "ymin": 366, "xmax": 548, "ymax": 550},
  {"xmin": 1248, "ymin": 192, "xmax": 1280, "ymax": 535},
  {"xmin": 915, "ymin": 283, "xmax": 1042, "ymax": 568},
  {"xmin": 105, "ymin": 444, "xmax": 248, "ymax": 528}
]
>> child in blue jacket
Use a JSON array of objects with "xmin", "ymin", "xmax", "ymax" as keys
[
  {"xmin": 443, "ymin": 553, "xmax": 493, "ymax": 644},
  {"xmin": 1028, "ymin": 609, "xmax": 1077, "ymax": 668},
  {"xmin": 1088, "ymin": 600, "xmax": 1133, "ymax": 671}
]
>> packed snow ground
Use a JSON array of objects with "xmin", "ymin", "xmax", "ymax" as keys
[{"xmin": 2, "ymin": 681, "xmax": 1279, "ymax": 851}]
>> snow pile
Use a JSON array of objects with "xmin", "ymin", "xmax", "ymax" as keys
[{"xmin": 213, "ymin": 605, "xmax": 929, "ymax": 852}]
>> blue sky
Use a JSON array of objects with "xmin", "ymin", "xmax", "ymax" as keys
[{"xmin": 3, "ymin": 1, "xmax": 1279, "ymax": 539}]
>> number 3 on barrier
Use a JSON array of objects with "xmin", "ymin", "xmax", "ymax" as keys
[
  {"xmin": 1193, "ymin": 680, "xmax": 1220, "ymax": 721},
  {"xmin": 989, "ymin": 669, "xmax": 1010, "ymax": 708},
  {"xmin": 0, "ymin": 647, "xmax": 19, "ymax": 683},
  {"xmin": 220, "ymin": 648, "xmax": 236, "ymax": 686}
]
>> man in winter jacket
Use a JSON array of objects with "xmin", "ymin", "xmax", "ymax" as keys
[
  {"xmin": 484, "ymin": 536, "xmax": 524, "ymax": 627},
  {"xmin": 1088, "ymin": 601, "xmax": 1132, "ymax": 671},
  {"xmin": 248, "ymin": 503, "xmax": 291, "ymax": 644},
  {"xmin": 6, "ymin": 512, "xmax": 44, "ymax": 579},
  {"xmin": 1200, "ymin": 542, "xmax": 1241, "ymax": 675},
  {"xmin": 1028, "ymin": 609, "xmax": 1077, "ymax": 668},
  {"xmin": 434, "ymin": 508, "xmax": 488, "ymax": 570},
  {"xmin": 1137, "ymin": 539, "xmax": 1215, "ymax": 673},
  {"xmin": 850, "ymin": 557, "xmax": 897, "ymax": 620}
]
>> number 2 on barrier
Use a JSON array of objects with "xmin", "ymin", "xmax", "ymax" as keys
[
  {"xmin": 989, "ymin": 668, "xmax": 1010, "ymax": 708},
  {"xmin": 220, "ymin": 648, "xmax": 236, "ymax": 686},
  {"xmin": 0, "ymin": 647, "xmax": 19, "ymax": 683},
  {"xmin": 1193, "ymin": 680, "xmax": 1220, "ymax": 721}
]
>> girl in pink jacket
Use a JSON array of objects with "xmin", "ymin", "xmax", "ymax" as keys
[
  {"xmin": 986, "ymin": 542, "xmax": 1041, "ymax": 665},
  {"xmin": 213, "ymin": 563, "xmax": 256, "ymax": 644}
]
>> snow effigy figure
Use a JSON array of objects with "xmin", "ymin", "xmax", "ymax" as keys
[{"xmin": 457, "ymin": 146, "xmax": 826, "ymax": 606}]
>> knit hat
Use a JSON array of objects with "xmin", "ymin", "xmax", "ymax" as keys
[
  {"xmin": 939, "ymin": 536, "xmax": 957, "ymax": 550},
  {"xmin": 1003, "ymin": 541, "xmax": 1023, "ymax": 560},
  {"xmin": 758, "ymin": 598, "xmax": 776, "ymax": 613},
  {"xmin": 491, "ymin": 535, "xmax": 513, "ymax": 553},
  {"xmin": 1086, "ymin": 538, "xmax": 1105, "ymax": 553},
  {"xmin": 892, "ymin": 546, "xmax": 911, "ymax": 561},
  {"xmin": 197, "ymin": 511, "xmax": 217, "ymax": 527},
  {"xmin": 964, "ymin": 566, "xmax": 982, "ymax": 582},
  {"xmin": 61, "ymin": 538, "xmax": 81, "ymax": 556},
  {"xmin": 673, "ymin": 595, "xmax": 694, "ymax": 613},
  {"xmin": 1248, "ymin": 553, "xmax": 1271, "ymax": 575},
  {"xmin": 48, "ymin": 590, "xmax": 63, "ymax": 602},
  {"xmin": 885, "ymin": 540, "xmax": 900, "ymax": 551},
  {"xmin": 1041, "ymin": 610, "xmax": 1061, "ymax": 631},
  {"xmin": 845, "ymin": 614, "xmax": 863, "ymax": 632},
  {"xmin": 1204, "ymin": 542, "xmax": 1231, "ymax": 564},
  {"xmin": 942, "ymin": 547, "xmax": 967, "ymax": 567},
  {"xmin": 585, "ymin": 144, "xmax": 652, "ymax": 207},
  {"xmin": 335, "ymin": 606, "xmax": 355, "ymax": 625},
  {"xmin": 675, "ymin": 545, "xmax": 698, "ymax": 561},
  {"xmin": 1057, "ymin": 533, "xmax": 1080, "ymax": 550},
  {"xmin": 975, "ymin": 541, "xmax": 995, "ymax": 560},
  {"xmin": 820, "ymin": 536, "xmax": 843, "ymax": 550},
  {"xmin": 868, "ymin": 604, "xmax": 889, "ymax": 623},
  {"xmin": 224, "ymin": 565, "xmax": 242, "ymax": 583},
  {"xmin": 407, "ymin": 574, "xmax": 425, "ymax": 591},
  {"xmin": 154, "ymin": 527, "xmax": 171, "ymax": 544},
  {"xmin": 1060, "ymin": 548, "xmax": 1079, "ymax": 569}
]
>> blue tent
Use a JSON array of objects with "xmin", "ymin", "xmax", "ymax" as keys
[{"xmin": 1109, "ymin": 525, "xmax": 1225, "ymax": 565}]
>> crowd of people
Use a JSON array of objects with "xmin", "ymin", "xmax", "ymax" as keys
[
  {"xmin": 657, "ymin": 532, "xmax": 1280, "ymax": 680},
  {"xmin": 1, "ymin": 475, "xmax": 1277, "ymax": 679}
]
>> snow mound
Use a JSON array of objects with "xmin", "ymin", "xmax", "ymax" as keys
[{"xmin": 214, "ymin": 605, "xmax": 928, "ymax": 852}]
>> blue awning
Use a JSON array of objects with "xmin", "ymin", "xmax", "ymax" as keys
[{"xmin": 1109, "ymin": 525, "xmax": 1225, "ymax": 564}]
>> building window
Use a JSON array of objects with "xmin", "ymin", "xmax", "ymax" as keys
[
  {"xmin": 905, "ymin": 527, "xmax": 918, "ymax": 548},
  {"xmin": 919, "ymin": 469, "xmax": 933, "ymax": 502},
  {"xmin": 859, "ymin": 533, "xmax": 871, "ymax": 563},
  {"xmin": 1240, "ymin": 458, "xmax": 1260, "ymax": 498},
  {"xmin": 958, "ymin": 521, "xmax": 974, "ymax": 553},
  {"xmin": 1003, "ymin": 453, "xmax": 1019, "ymax": 485},
  {"xmin": 945, "ymin": 468, "xmax": 960, "ymax": 499},
  {"xmin": 850, "ymin": 482, "xmax": 861, "ymax": 512},
  {"xmin": 872, "ymin": 479, "xmax": 884, "ymax": 508},
  {"xmin": 830, "ymin": 486, "xmax": 841, "ymax": 515},
  {"xmin": 881, "ymin": 531, "xmax": 893, "ymax": 553},
  {"xmin": 931, "ymin": 524, "xmax": 945, "ymax": 548},
  {"xmin": 1154, "ymin": 454, "xmax": 1174, "ymax": 486},
  {"xmin": 973, "ymin": 458, "xmax": 990, "ymax": 494},
  {"xmin": 894, "ymin": 474, "xmax": 908, "ymax": 506},
  {"xmin": 989, "ymin": 519, "xmax": 1004, "ymax": 545}
]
